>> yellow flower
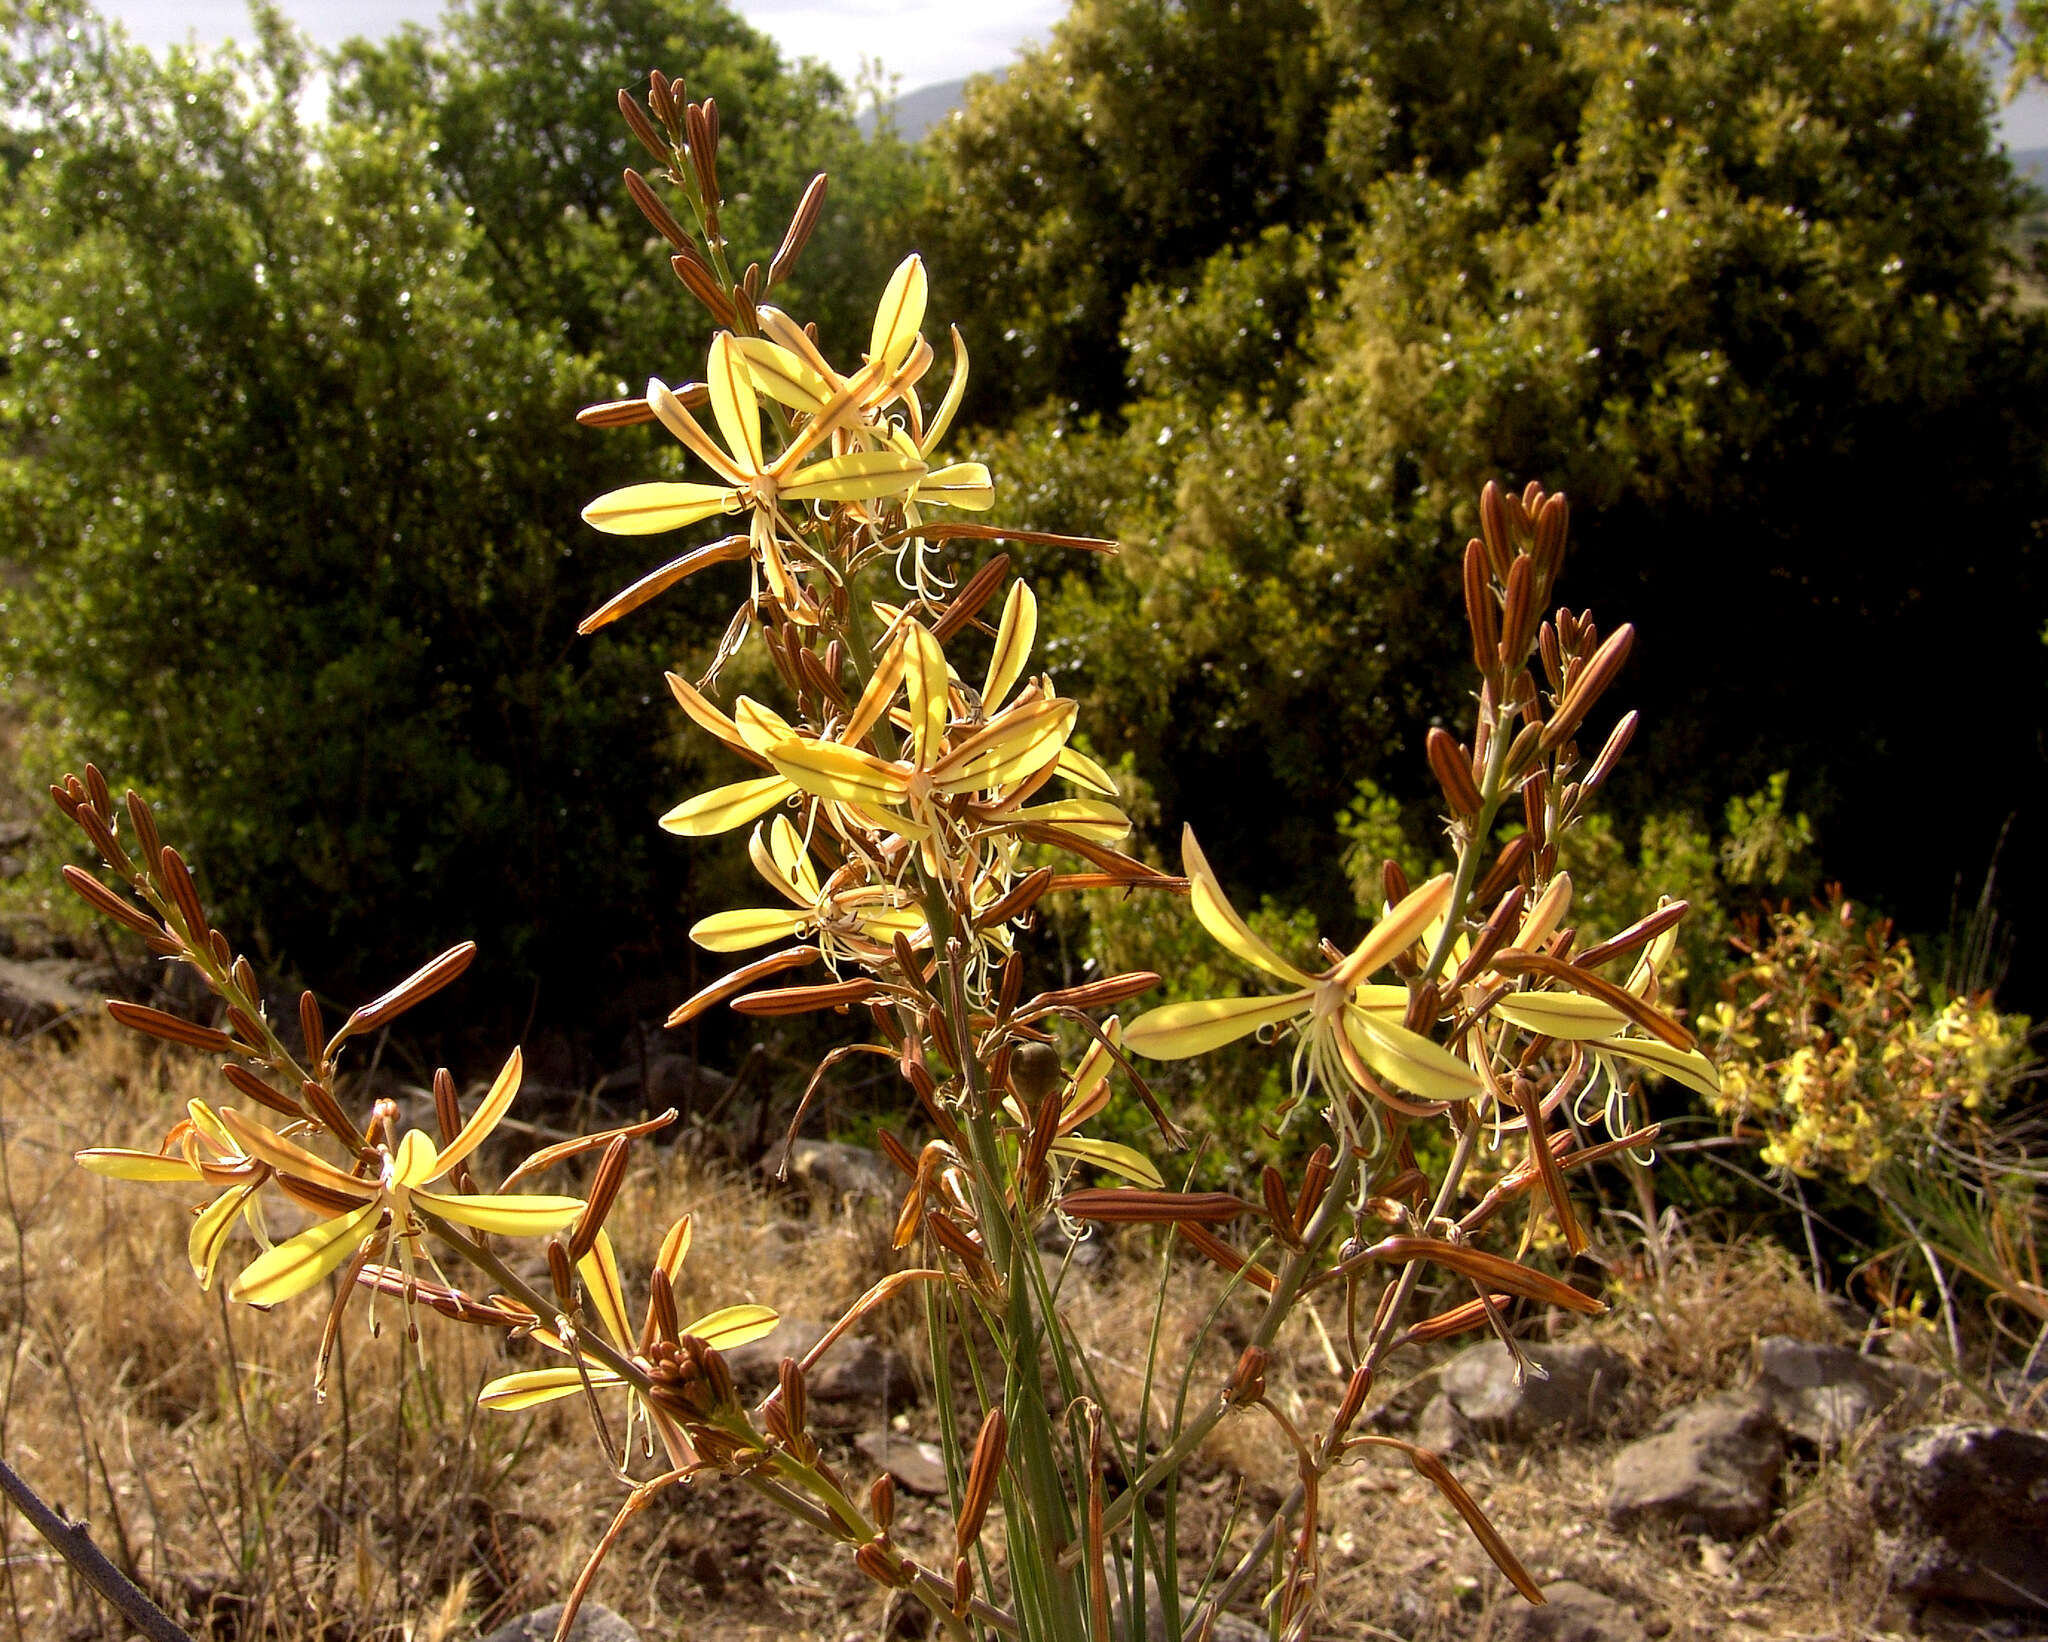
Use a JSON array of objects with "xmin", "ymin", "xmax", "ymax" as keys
[
  {"xmin": 581, "ymin": 332, "xmax": 925, "ymax": 622},
  {"xmin": 1124, "ymin": 827, "xmax": 1479, "ymax": 1112},
  {"xmin": 476, "ymin": 1221, "xmax": 778, "ymax": 1415},
  {"xmin": 78, "ymin": 1099, "xmax": 272, "ymax": 1290},
  {"xmin": 220, "ymin": 1049, "xmax": 584, "ymax": 1307},
  {"xmin": 689, "ymin": 814, "xmax": 927, "ymax": 963}
]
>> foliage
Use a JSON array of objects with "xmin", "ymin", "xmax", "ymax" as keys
[
  {"xmin": 1705, "ymin": 893, "xmax": 2027, "ymax": 1184},
  {"xmin": 972, "ymin": 0, "xmax": 2048, "ymax": 1000}
]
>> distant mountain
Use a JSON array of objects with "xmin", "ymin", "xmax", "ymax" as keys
[
  {"xmin": 856, "ymin": 72, "xmax": 1001, "ymax": 144},
  {"xmin": 2013, "ymin": 146, "xmax": 2048, "ymax": 191}
]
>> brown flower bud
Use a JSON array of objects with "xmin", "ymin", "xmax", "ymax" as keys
[
  {"xmin": 61, "ymin": 866, "xmax": 158, "ymax": 937},
  {"xmin": 956, "ymin": 1408, "xmax": 1007, "ymax": 1554},
  {"xmin": 1541, "ymin": 623, "xmax": 1634, "ymax": 753},
  {"xmin": 868, "ymin": 1472, "xmax": 896, "ymax": 1531},
  {"xmin": 568, "ymin": 1136, "xmax": 632, "ymax": 1260},
  {"xmin": 769, "ymin": 172, "xmax": 830, "ymax": 288},
  {"xmin": 616, "ymin": 88, "xmax": 668, "ymax": 163},
  {"xmin": 1425, "ymin": 727, "xmax": 1483, "ymax": 817},
  {"xmin": 121, "ymin": 789, "xmax": 161, "ymax": 863},
  {"xmin": 1473, "ymin": 834, "xmax": 1533, "ymax": 909},
  {"xmin": 1058, "ymin": 1189, "xmax": 1248, "ymax": 1225},
  {"xmin": 156, "ymin": 846, "xmax": 209, "ymax": 938},
  {"xmin": 546, "ymin": 1240, "xmax": 577, "ymax": 1308},
  {"xmin": 854, "ymin": 1542, "xmax": 912, "ymax": 1590},
  {"xmin": 1498, "ymin": 556, "xmax": 1536, "ymax": 669},
  {"xmin": 340, "ymin": 943, "xmax": 477, "ymax": 1040},
  {"xmin": 300, "ymin": 1079, "xmax": 356, "ymax": 1143},
  {"xmin": 1332, "ymin": 1362, "xmax": 1375, "ymax": 1436},
  {"xmin": 105, "ymin": 1000, "xmax": 235, "ymax": 1054},
  {"xmin": 777, "ymin": 1356, "xmax": 809, "ymax": 1442},
  {"xmin": 670, "ymin": 250, "xmax": 738, "ymax": 327},
  {"xmin": 952, "ymin": 1555, "xmax": 974, "ymax": 1618},
  {"xmin": 647, "ymin": 1265, "xmax": 681, "ymax": 1347},
  {"xmin": 219, "ymin": 1061, "xmax": 302, "ymax": 1118},
  {"xmin": 624, "ymin": 167, "xmax": 691, "ymax": 250},
  {"xmin": 1462, "ymin": 539, "xmax": 1499, "ymax": 679},
  {"xmin": 1478, "ymin": 481, "xmax": 1512, "ymax": 580}
]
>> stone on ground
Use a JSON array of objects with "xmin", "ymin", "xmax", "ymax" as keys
[
  {"xmin": 480, "ymin": 1601, "xmax": 637, "ymax": 1642},
  {"xmin": 855, "ymin": 1429, "xmax": 950, "ymax": 1495},
  {"xmin": 1441, "ymin": 1338, "xmax": 1630, "ymax": 1440},
  {"xmin": 1606, "ymin": 1392, "xmax": 1784, "ymax": 1538},
  {"xmin": 1749, "ymin": 1335, "xmax": 1937, "ymax": 1446},
  {"xmin": 1865, "ymin": 1422, "xmax": 2048, "ymax": 1608},
  {"xmin": 762, "ymin": 1138, "xmax": 898, "ymax": 1202},
  {"xmin": 1495, "ymin": 1581, "xmax": 1649, "ymax": 1642}
]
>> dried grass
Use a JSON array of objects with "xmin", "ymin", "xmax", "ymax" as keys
[{"xmin": 0, "ymin": 1029, "xmax": 2011, "ymax": 1642}]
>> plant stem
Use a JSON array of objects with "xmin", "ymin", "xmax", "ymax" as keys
[{"xmin": 0, "ymin": 1458, "xmax": 195, "ymax": 1642}]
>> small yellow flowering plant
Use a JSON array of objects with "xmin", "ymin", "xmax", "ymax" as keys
[{"xmin": 52, "ymin": 71, "xmax": 1722, "ymax": 1642}]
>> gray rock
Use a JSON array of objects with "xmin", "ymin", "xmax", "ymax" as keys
[
  {"xmin": 1606, "ymin": 1392, "xmax": 1785, "ymax": 1538},
  {"xmin": 1751, "ymin": 1335, "xmax": 1937, "ymax": 1446},
  {"xmin": 808, "ymin": 1334, "xmax": 917, "ymax": 1407},
  {"xmin": 722, "ymin": 1316, "xmax": 831, "ymax": 1385},
  {"xmin": 1442, "ymin": 1339, "xmax": 1630, "ymax": 1440},
  {"xmin": 1416, "ymin": 1391, "xmax": 1473, "ymax": 1456},
  {"xmin": 1865, "ymin": 1423, "xmax": 2048, "ymax": 1608},
  {"xmin": 1111, "ymin": 1568, "xmax": 1261, "ymax": 1642},
  {"xmin": 595, "ymin": 1053, "xmax": 730, "ymax": 1110},
  {"xmin": 720, "ymin": 1317, "xmax": 915, "ymax": 1409},
  {"xmin": 0, "ymin": 820, "xmax": 34, "ymax": 849},
  {"xmin": 0, "ymin": 957, "xmax": 95, "ymax": 1037},
  {"xmin": 1495, "ymin": 1581, "xmax": 1648, "ymax": 1642},
  {"xmin": 480, "ymin": 1601, "xmax": 638, "ymax": 1642},
  {"xmin": 762, "ymin": 1138, "xmax": 898, "ymax": 1203},
  {"xmin": 855, "ymin": 1430, "xmax": 949, "ymax": 1496}
]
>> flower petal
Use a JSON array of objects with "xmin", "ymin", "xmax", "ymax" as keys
[
  {"xmin": 1491, "ymin": 992, "xmax": 1627, "ymax": 1041},
  {"xmin": 1342, "ymin": 1011, "xmax": 1482, "ymax": 1103},
  {"xmin": 578, "ymin": 1230, "xmax": 634, "ymax": 1352},
  {"xmin": 434, "ymin": 1047, "xmax": 523, "ymax": 1181},
  {"xmin": 659, "ymin": 775, "xmax": 792, "ymax": 837},
  {"xmin": 983, "ymin": 579, "xmax": 1036, "ymax": 711},
  {"xmin": 1124, "ymin": 992, "xmax": 1309, "ymax": 1060},
  {"xmin": 218, "ymin": 1108, "xmax": 375, "ymax": 1201},
  {"xmin": 904, "ymin": 622, "xmax": 949, "ymax": 768},
  {"xmin": 1181, "ymin": 825, "xmax": 1314, "ymax": 987},
  {"xmin": 478, "ymin": 1367, "xmax": 623, "ymax": 1412},
  {"xmin": 581, "ymin": 481, "xmax": 736, "ymax": 536},
  {"xmin": 412, "ymin": 1190, "xmax": 586, "ymax": 1237},
  {"xmin": 869, "ymin": 253, "xmax": 927, "ymax": 374},
  {"xmin": 684, "ymin": 1304, "xmax": 782, "ymax": 1350},
  {"xmin": 189, "ymin": 1182, "xmax": 258, "ymax": 1289},
  {"xmin": 1051, "ymin": 1136, "xmax": 1164, "ymax": 1190},
  {"xmin": 767, "ymin": 739, "xmax": 913, "ymax": 809},
  {"xmin": 919, "ymin": 462, "xmax": 994, "ymax": 511},
  {"xmin": 1055, "ymin": 744, "xmax": 1119, "ymax": 797},
  {"xmin": 1331, "ymin": 872, "xmax": 1454, "ymax": 988},
  {"xmin": 781, "ymin": 449, "xmax": 925, "ymax": 503},
  {"xmin": 706, "ymin": 333, "xmax": 764, "ymax": 471},
  {"xmin": 735, "ymin": 337, "xmax": 833, "ymax": 412},
  {"xmin": 929, "ymin": 697, "xmax": 1075, "ymax": 794},
  {"xmin": 690, "ymin": 907, "xmax": 811, "ymax": 951},
  {"xmin": 229, "ymin": 1199, "xmax": 382, "ymax": 1306},
  {"xmin": 1597, "ymin": 1037, "xmax": 1722, "ymax": 1098},
  {"xmin": 77, "ymin": 1149, "xmax": 202, "ymax": 1182}
]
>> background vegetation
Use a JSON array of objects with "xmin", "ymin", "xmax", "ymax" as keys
[{"xmin": 1, "ymin": 0, "xmax": 2042, "ymax": 1071}]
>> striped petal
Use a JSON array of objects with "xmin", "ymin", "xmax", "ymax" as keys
[
  {"xmin": 983, "ymin": 579, "xmax": 1036, "ymax": 710},
  {"xmin": 578, "ymin": 1230, "xmax": 634, "ymax": 1352},
  {"xmin": 681, "ymin": 1303, "xmax": 781, "ymax": 1351},
  {"xmin": 781, "ymin": 449, "xmax": 925, "ymax": 503},
  {"xmin": 1331, "ymin": 873, "xmax": 1454, "ymax": 988},
  {"xmin": 904, "ymin": 622, "xmax": 949, "ymax": 767},
  {"xmin": 433, "ymin": 1047, "xmax": 523, "ymax": 1180},
  {"xmin": 581, "ymin": 481, "xmax": 736, "ymax": 536},
  {"xmin": 919, "ymin": 461, "xmax": 994, "ymax": 510},
  {"xmin": 1342, "ymin": 1011, "xmax": 1482, "ymax": 1102},
  {"xmin": 1491, "ymin": 992, "xmax": 1628, "ymax": 1041},
  {"xmin": 869, "ymin": 254, "xmax": 928, "ymax": 374},
  {"xmin": 77, "ymin": 1149, "xmax": 202, "ymax": 1182},
  {"xmin": 411, "ymin": 1190, "xmax": 586, "ymax": 1237},
  {"xmin": 707, "ymin": 333, "xmax": 765, "ymax": 470},
  {"xmin": 1125, "ymin": 992, "xmax": 1309, "ymax": 1060},
  {"xmin": 1056, "ymin": 744, "xmax": 1119, "ymax": 797},
  {"xmin": 478, "ymin": 1367, "xmax": 623, "ymax": 1412},
  {"xmin": 229, "ymin": 1200, "xmax": 381, "ymax": 1306},
  {"xmin": 929, "ymin": 697, "xmax": 1075, "ymax": 794},
  {"xmin": 767, "ymin": 739, "xmax": 912, "ymax": 809},
  {"xmin": 690, "ymin": 907, "xmax": 811, "ymax": 951},
  {"xmin": 735, "ymin": 337, "xmax": 833, "ymax": 411},
  {"xmin": 1598, "ymin": 1037, "xmax": 1721, "ymax": 1098},
  {"xmin": 1182, "ymin": 825, "xmax": 1314, "ymax": 987},
  {"xmin": 660, "ymin": 775, "xmax": 792, "ymax": 837},
  {"xmin": 1051, "ymin": 1136, "xmax": 1164, "ymax": 1190},
  {"xmin": 189, "ymin": 1182, "xmax": 258, "ymax": 1289},
  {"xmin": 218, "ymin": 1108, "xmax": 375, "ymax": 1201}
]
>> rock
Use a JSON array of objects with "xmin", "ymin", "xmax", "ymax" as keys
[
  {"xmin": 595, "ymin": 1053, "xmax": 730, "ymax": 1110},
  {"xmin": 1606, "ymin": 1393, "xmax": 1784, "ymax": 1538},
  {"xmin": 1496, "ymin": 1581, "xmax": 1648, "ymax": 1642},
  {"xmin": 719, "ymin": 1317, "xmax": 915, "ymax": 1408},
  {"xmin": 0, "ymin": 956, "xmax": 95, "ymax": 1037},
  {"xmin": 1441, "ymin": 1339, "xmax": 1629, "ymax": 1440},
  {"xmin": 479, "ymin": 1601, "xmax": 638, "ymax": 1642},
  {"xmin": 1865, "ymin": 1423, "xmax": 2048, "ymax": 1608},
  {"xmin": 0, "ymin": 820, "xmax": 33, "ymax": 849},
  {"xmin": 855, "ymin": 1430, "xmax": 949, "ymax": 1495},
  {"xmin": 1750, "ymin": 1335, "xmax": 1938, "ymax": 1445},
  {"xmin": 762, "ymin": 1138, "xmax": 898, "ymax": 1203},
  {"xmin": 1110, "ymin": 1568, "xmax": 1262, "ymax": 1642},
  {"xmin": 808, "ymin": 1334, "xmax": 917, "ymax": 1407},
  {"xmin": 0, "ymin": 855, "xmax": 24, "ymax": 881},
  {"xmin": 1416, "ymin": 1391, "xmax": 1473, "ymax": 1456},
  {"xmin": 722, "ymin": 1316, "xmax": 832, "ymax": 1385}
]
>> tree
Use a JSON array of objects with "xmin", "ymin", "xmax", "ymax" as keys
[
  {"xmin": 1004, "ymin": 0, "xmax": 2048, "ymax": 994},
  {"xmin": 0, "ymin": 5, "xmax": 750, "ymax": 1029}
]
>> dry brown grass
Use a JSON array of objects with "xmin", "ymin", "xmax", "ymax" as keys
[{"xmin": 0, "ymin": 1029, "xmax": 2012, "ymax": 1642}]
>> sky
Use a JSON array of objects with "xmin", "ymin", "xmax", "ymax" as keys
[
  {"xmin": 102, "ymin": 0, "xmax": 2048, "ymax": 145},
  {"xmin": 106, "ymin": 0, "xmax": 1064, "ymax": 99}
]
